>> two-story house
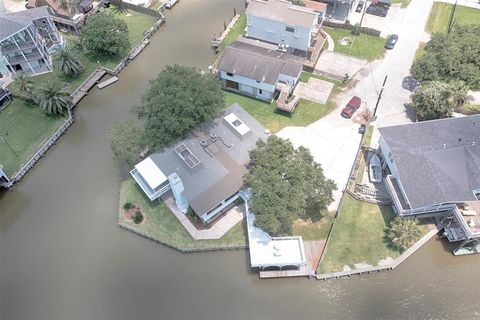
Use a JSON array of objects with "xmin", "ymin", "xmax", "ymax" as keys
[
  {"xmin": 217, "ymin": 40, "xmax": 303, "ymax": 102},
  {"xmin": 245, "ymin": 0, "xmax": 323, "ymax": 55},
  {"xmin": 0, "ymin": 7, "xmax": 63, "ymax": 77},
  {"xmin": 378, "ymin": 115, "xmax": 480, "ymax": 255}
]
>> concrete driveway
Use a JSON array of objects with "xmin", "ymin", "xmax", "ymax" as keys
[
  {"xmin": 315, "ymin": 51, "xmax": 367, "ymax": 80},
  {"xmin": 278, "ymin": 0, "xmax": 435, "ymax": 211},
  {"xmin": 294, "ymin": 78, "xmax": 334, "ymax": 105},
  {"xmin": 349, "ymin": 3, "xmax": 403, "ymax": 38}
]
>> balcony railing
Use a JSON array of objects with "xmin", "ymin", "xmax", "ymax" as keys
[
  {"xmin": 7, "ymin": 52, "xmax": 43, "ymax": 64},
  {"xmin": 0, "ymin": 41, "xmax": 37, "ymax": 54}
]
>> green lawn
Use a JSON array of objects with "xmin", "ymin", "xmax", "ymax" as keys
[
  {"xmin": 324, "ymin": 27, "xmax": 386, "ymax": 61},
  {"xmin": 391, "ymin": 0, "xmax": 411, "ymax": 8},
  {"xmin": 300, "ymin": 71, "xmax": 342, "ymax": 86},
  {"xmin": 9, "ymin": 8, "xmax": 156, "ymax": 95},
  {"xmin": 0, "ymin": 100, "xmax": 65, "ymax": 176},
  {"xmin": 457, "ymin": 103, "xmax": 480, "ymax": 115},
  {"xmin": 224, "ymin": 88, "xmax": 338, "ymax": 133},
  {"xmin": 292, "ymin": 212, "xmax": 335, "ymax": 241},
  {"xmin": 119, "ymin": 179, "xmax": 247, "ymax": 250},
  {"xmin": 318, "ymin": 195, "xmax": 400, "ymax": 274},
  {"xmin": 218, "ymin": 14, "xmax": 246, "ymax": 53},
  {"xmin": 426, "ymin": 3, "xmax": 480, "ymax": 34}
]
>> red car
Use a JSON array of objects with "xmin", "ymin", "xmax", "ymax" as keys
[{"xmin": 341, "ymin": 96, "xmax": 362, "ymax": 118}]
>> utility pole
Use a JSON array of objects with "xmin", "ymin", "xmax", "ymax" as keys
[{"xmin": 373, "ymin": 75, "xmax": 388, "ymax": 117}]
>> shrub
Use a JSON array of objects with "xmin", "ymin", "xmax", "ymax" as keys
[
  {"xmin": 123, "ymin": 202, "xmax": 133, "ymax": 210},
  {"xmin": 387, "ymin": 217, "xmax": 423, "ymax": 250},
  {"xmin": 133, "ymin": 211, "xmax": 144, "ymax": 224}
]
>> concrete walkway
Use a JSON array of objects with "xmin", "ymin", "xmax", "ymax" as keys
[
  {"xmin": 294, "ymin": 78, "xmax": 334, "ymax": 105},
  {"xmin": 164, "ymin": 195, "xmax": 244, "ymax": 240},
  {"xmin": 323, "ymin": 31, "xmax": 335, "ymax": 51}
]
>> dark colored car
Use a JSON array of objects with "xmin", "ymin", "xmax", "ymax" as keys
[
  {"xmin": 385, "ymin": 34, "xmax": 398, "ymax": 49},
  {"xmin": 366, "ymin": 5, "xmax": 388, "ymax": 17},
  {"xmin": 356, "ymin": 1, "xmax": 365, "ymax": 13},
  {"xmin": 341, "ymin": 96, "xmax": 362, "ymax": 118},
  {"xmin": 371, "ymin": 0, "xmax": 391, "ymax": 8}
]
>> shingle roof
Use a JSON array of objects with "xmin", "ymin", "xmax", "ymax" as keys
[
  {"xmin": 149, "ymin": 104, "xmax": 269, "ymax": 216},
  {"xmin": 218, "ymin": 41, "xmax": 303, "ymax": 85},
  {"xmin": 0, "ymin": 7, "xmax": 50, "ymax": 41},
  {"xmin": 379, "ymin": 115, "xmax": 480, "ymax": 208},
  {"xmin": 246, "ymin": 0, "xmax": 318, "ymax": 28}
]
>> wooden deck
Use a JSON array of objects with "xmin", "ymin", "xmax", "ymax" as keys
[
  {"xmin": 71, "ymin": 68, "xmax": 107, "ymax": 106},
  {"xmin": 258, "ymin": 240, "xmax": 326, "ymax": 279}
]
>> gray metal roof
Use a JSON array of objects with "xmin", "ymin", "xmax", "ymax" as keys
[
  {"xmin": 150, "ymin": 104, "xmax": 269, "ymax": 216},
  {"xmin": 379, "ymin": 115, "xmax": 480, "ymax": 208},
  {"xmin": 218, "ymin": 41, "xmax": 303, "ymax": 85},
  {"xmin": 246, "ymin": 0, "xmax": 318, "ymax": 28},
  {"xmin": 0, "ymin": 7, "xmax": 51, "ymax": 41}
]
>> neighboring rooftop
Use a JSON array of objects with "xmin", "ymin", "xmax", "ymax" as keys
[
  {"xmin": 379, "ymin": 115, "xmax": 480, "ymax": 208},
  {"xmin": 246, "ymin": 0, "xmax": 318, "ymax": 28},
  {"xmin": 0, "ymin": 7, "xmax": 51, "ymax": 41},
  {"xmin": 149, "ymin": 104, "xmax": 269, "ymax": 216},
  {"xmin": 218, "ymin": 41, "xmax": 303, "ymax": 85},
  {"xmin": 27, "ymin": 0, "xmax": 85, "ymax": 18}
]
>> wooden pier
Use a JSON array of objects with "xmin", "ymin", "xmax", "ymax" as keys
[
  {"xmin": 259, "ymin": 240, "xmax": 326, "ymax": 279},
  {"xmin": 71, "ymin": 68, "xmax": 107, "ymax": 106},
  {"xmin": 211, "ymin": 14, "xmax": 240, "ymax": 48}
]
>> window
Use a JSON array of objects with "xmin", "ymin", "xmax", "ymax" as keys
[
  {"xmin": 226, "ymin": 72, "xmax": 233, "ymax": 77},
  {"xmin": 259, "ymin": 89, "xmax": 263, "ymax": 94},
  {"xmin": 286, "ymin": 26, "xmax": 295, "ymax": 33}
]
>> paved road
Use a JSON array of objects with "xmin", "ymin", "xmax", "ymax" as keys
[{"xmin": 278, "ymin": 0, "xmax": 434, "ymax": 210}]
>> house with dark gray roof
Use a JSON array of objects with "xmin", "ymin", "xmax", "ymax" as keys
[
  {"xmin": 0, "ymin": 7, "xmax": 62, "ymax": 77},
  {"xmin": 130, "ymin": 104, "xmax": 270, "ymax": 224},
  {"xmin": 378, "ymin": 115, "xmax": 480, "ymax": 255},
  {"xmin": 245, "ymin": 0, "xmax": 323, "ymax": 54},
  {"xmin": 218, "ymin": 40, "xmax": 303, "ymax": 102}
]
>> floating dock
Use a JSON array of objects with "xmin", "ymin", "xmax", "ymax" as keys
[
  {"xmin": 165, "ymin": 0, "xmax": 178, "ymax": 9},
  {"xmin": 97, "ymin": 76, "xmax": 119, "ymax": 89}
]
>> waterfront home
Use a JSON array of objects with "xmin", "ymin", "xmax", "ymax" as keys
[
  {"xmin": 378, "ymin": 115, "xmax": 480, "ymax": 255},
  {"xmin": 218, "ymin": 40, "xmax": 303, "ymax": 102},
  {"xmin": 26, "ymin": 0, "xmax": 102, "ymax": 34},
  {"xmin": 0, "ymin": 7, "xmax": 63, "ymax": 77},
  {"xmin": 130, "ymin": 104, "xmax": 269, "ymax": 224},
  {"xmin": 245, "ymin": 0, "xmax": 324, "ymax": 55}
]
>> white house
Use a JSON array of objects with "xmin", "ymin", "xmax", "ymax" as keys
[
  {"xmin": 245, "ymin": 0, "xmax": 322, "ymax": 53},
  {"xmin": 217, "ymin": 40, "xmax": 303, "ymax": 102}
]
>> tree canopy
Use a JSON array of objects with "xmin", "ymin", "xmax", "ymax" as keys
[
  {"xmin": 108, "ymin": 120, "xmax": 144, "ymax": 167},
  {"xmin": 81, "ymin": 11, "xmax": 130, "ymax": 56},
  {"xmin": 387, "ymin": 217, "xmax": 423, "ymax": 251},
  {"xmin": 244, "ymin": 136, "xmax": 336, "ymax": 236},
  {"xmin": 411, "ymin": 25, "xmax": 480, "ymax": 90},
  {"xmin": 34, "ymin": 81, "xmax": 72, "ymax": 115},
  {"xmin": 53, "ymin": 45, "xmax": 84, "ymax": 76},
  {"xmin": 134, "ymin": 65, "xmax": 225, "ymax": 150},
  {"xmin": 412, "ymin": 80, "xmax": 467, "ymax": 121}
]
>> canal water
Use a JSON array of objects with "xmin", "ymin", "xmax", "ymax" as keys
[{"xmin": 1, "ymin": 0, "xmax": 480, "ymax": 319}]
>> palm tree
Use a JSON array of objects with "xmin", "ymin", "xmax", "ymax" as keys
[
  {"xmin": 53, "ymin": 46, "xmax": 84, "ymax": 76},
  {"xmin": 34, "ymin": 81, "xmax": 72, "ymax": 115},
  {"xmin": 387, "ymin": 217, "xmax": 423, "ymax": 251},
  {"xmin": 14, "ymin": 73, "xmax": 34, "ymax": 98}
]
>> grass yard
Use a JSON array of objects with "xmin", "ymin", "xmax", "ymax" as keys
[
  {"xmin": 292, "ymin": 212, "xmax": 335, "ymax": 241},
  {"xmin": 224, "ymin": 87, "xmax": 339, "ymax": 133},
  {"xmin": 149, "ymin": 0, "xmax": 167, "ymax": 10},
  {"xmin": 218, "ymin": 14, "xmax": 246, "ymax": 53},
  {"xmin": 0, "ymin": 100, "xmax": 65, "ymax": 176},
  {"xmin": 119, "ymin": 179, "xmax": 247, "ymax": 250},
  {"xmin": 391, "ymin": 0, "xmax": 411, "ymax": 8},
  {"xmin": 300, "ymin": 71, "xmax": 342, "ymax": 86},
  {"xmin": 457, "ymin": 103, "xmax": 480, "ymax": 115},
  {"xmin": 324, "ymin": 27, "xmax": 386, "ymax": 61},
  {"xmin": 317, "ymin": 195, "xmax": 400, "ymax": 274},
  {"xmin": 426, "ymin": 3, "xmax": 480, "ymax": 34}
]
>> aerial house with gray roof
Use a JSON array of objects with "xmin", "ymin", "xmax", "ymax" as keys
[
  {"xmin": 378, "ymin": 115, "xmax": 480, "ymax": 255},
  {"xmin": 0, "ymin": 7, "xmax": 62, "ymax": 77},
  {"xmin": 130, "ymin": 104, "xmax": 270, "ymax": 224},
  {"xmin": 218, "ymin": 40, "xmax": 303, "ymax": 102}
]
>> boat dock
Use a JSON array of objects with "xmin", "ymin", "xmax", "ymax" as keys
[
  {"xmin": 211, "ymin": 14, "xmax": 240, "ymax": 48},
  {"xmin": 71, "ymin": 68, "xmax": 108, "ymax": 106},
  {"xmin": 165, "ymin": 0, "xmax": 178, "ymax": 9},
  {"xmin": 97, "ymin": 76, "xmax": 119, "ymax": 89}
]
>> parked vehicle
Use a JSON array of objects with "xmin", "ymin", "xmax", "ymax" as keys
[
  {"xmin": 371, "ymin": 0, "xmax": 391, "ymax": 8},
  {"xmin": 385, "ymin": 34, "xmax": 398, "ymax": 49},
  {"xmin": 341, "ymin": 96, "xmax": 362, "ymax": 118},
  {"xmin": 356, "ymin": 1, "xmax": 365, "ymax": 13},
  {"xmin": 366, "ymin": 5, "xmax": 388, "ymax": 17}
]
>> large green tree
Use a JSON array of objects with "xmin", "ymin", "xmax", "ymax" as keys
[
  {"xmin": 244, "ymin": 136, "xmax": 336, "ymax": 236},
  {"xmin": 34, "ymin": 81, "xmax": 72, "ymax": 115},
  {"xmin": 53, "ymin": 45, "xmax": 84, "ymax": 76},
  {"xmin": 411, "ymin": 25, "xmax": 480, "ymax": 89},
  {"xmin": 81, "ymin": 10, "xmax": 130, "ymax": 56},
  {"xmin": 108, "ymin": 120, "xmax": 144, "ymax": 166},
  {"xmin": 135, "ymin": 65, "xmax": 225, "ymax": 150},
  {"xmin": 412, "ymin": 80, "xmax": 467, "ymax": 121},
  {"xmin": 387, "ymin": 217, "xmax": 423, "ymax": 251}
]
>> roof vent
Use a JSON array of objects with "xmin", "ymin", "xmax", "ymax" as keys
[
  {"xmin": 442, "ymin": 144, "xmax": 446, "ymax": 149},
  {"xmin": 473, "ymin": 141, "xmax": 476, "ymax": 146}
]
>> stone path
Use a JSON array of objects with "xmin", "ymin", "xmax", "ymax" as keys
[{"xmin": 163, "ymin": 195, "xmax": 244, "ymax": 240}]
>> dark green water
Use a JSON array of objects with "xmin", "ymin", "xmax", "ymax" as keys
[{"xmin": 1, "ymin": 1, "xmax": 480, "ymax": 319}]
